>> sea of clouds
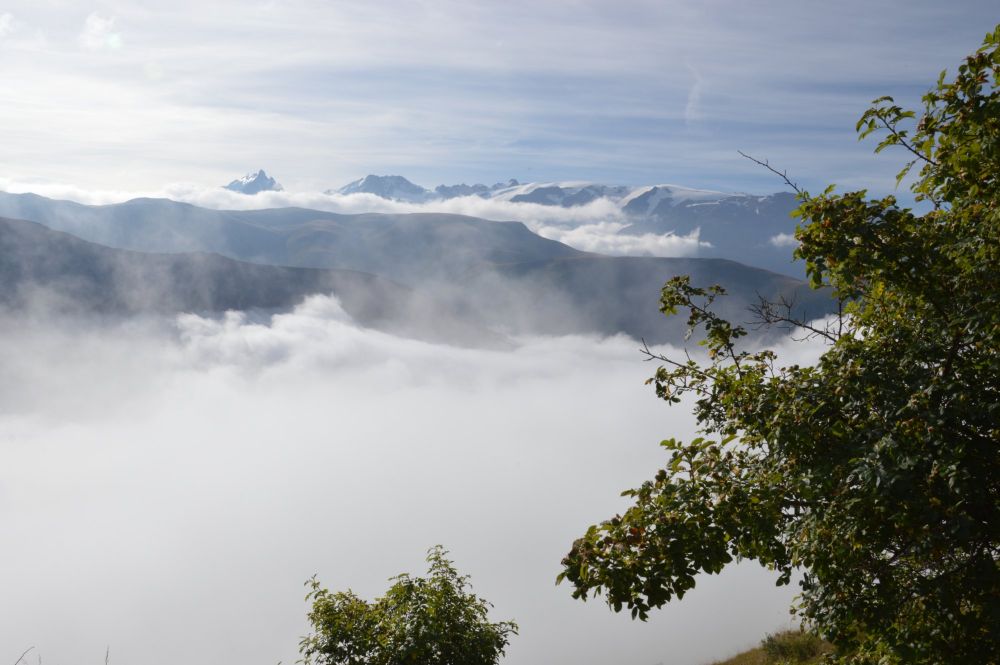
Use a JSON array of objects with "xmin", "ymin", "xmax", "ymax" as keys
[{"xmin": 0, "ymin": 296, "xmax": 829, "ymax": 665}]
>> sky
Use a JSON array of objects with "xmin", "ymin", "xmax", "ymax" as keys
[{"xmin": 0, "ymin": 0, "xmax": 997, "ymax": 197}]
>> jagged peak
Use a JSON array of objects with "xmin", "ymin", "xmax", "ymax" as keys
[{"xmin": 224, "ymin": 169, "xmax": 283, "ymax": 194}]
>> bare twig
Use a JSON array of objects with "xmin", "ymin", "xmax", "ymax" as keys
[
  {"xmin": 14, "ymin": 647, "xmax": 35, "ymax": 665},
  {"xmin": 738, "ymin": 151, "xmax": 804, "ymax": 196},
  {"xmin": 748, "ymin": 293, "xmax": 842, "ymax": 344},
  {"xmin": 639, "ymin": 338, "xmax": 710, "ymax": 377}
]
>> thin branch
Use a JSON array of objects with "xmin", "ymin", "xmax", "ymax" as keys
[
  {"xmin": 748, "ymin": 294, "xmax": 841, "ymax": 343},
  {"xmin": 638, "ymin": 339, "xmax": 719, "ymax": 384},
  {"xmin": 14, "ymin": 648, "xmax": 35, "ymax": 665},
  {"xmin": 837, "ymin": 298, "xmax": 846, "ymax": 338},
  {"xmin": 639, "ymin": 338, "xmax": 711, "ymax": 378},
  {"xmin": 871, "ymin": 108, "xmax": 939, "ymax": 167},
  {"xmin": 738, "ymin": 151, "xmax": 804, "ymax": 195},
  {"xmin": 937, "ymin": 327, "xmax": 965, "ymax": 384}
]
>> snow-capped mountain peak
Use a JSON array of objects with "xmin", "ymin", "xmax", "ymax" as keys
[
  {"xmin": 320, "ymin": 175, "xmax": 800, "ymax": 276},
  {"xmin": 326, "ymin": 175, "xmax": 747, "ymax": 213},
  {"xmin": 334, "ymin": 175, "xmax": 431, "ymax": 202},
  {"xmin": 224, "ymin": 169, "xmax": 283, "ymax": 195}
]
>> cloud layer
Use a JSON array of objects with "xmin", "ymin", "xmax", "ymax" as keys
[
  {"xmin": 79, "ymin": 13, "xmax": 122, "ymax": 51},
  {"xmin": 0, "ymin": 297, "xmax": 828, "ymax": 665},
  {"xmin": 0, "ymin": 1, "xmax": 995, "ymax": 195}
]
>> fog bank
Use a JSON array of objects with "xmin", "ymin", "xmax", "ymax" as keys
[{"xmin": 0, "ymin": 297, "xmax": 822, "ymax": 665}]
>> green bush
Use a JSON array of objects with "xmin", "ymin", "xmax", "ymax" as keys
[
  {"xmin": 300, "ymin": 546, "xmax": 517, "ymax": 665},
  {"xmin": 761, "ymin": 630, "xmax": 829, "ymax": 663}
]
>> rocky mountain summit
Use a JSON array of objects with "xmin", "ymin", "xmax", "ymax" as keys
[{"xmin": 224, "ymin": 169, "xmax": 283, "ymax": 194}]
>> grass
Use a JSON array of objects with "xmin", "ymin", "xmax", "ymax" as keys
[{"xmin": 707, "ymin": 630, "xmax": 833, "ymax": 665}]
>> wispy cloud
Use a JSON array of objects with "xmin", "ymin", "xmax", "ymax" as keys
[
  {"xmin": 684, "ymin": 61, "xmax": 704, "ymax": 126},
  {"xmin": 0, "ymin": 12, "xmax": 14, "ymax": 39},
  {"xmin": 0, "ymin": 1, "xmax": 995, "ymax": 196},
  {"xmin": 78, "ymin": 13, "xmax": 123, "ymax": 51}
]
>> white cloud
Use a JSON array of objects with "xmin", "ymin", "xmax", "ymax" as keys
[
  {"xmin": 0, "ymin": 0, "xmax": 993, "ymax": 196},
  {"xmin": 536, "ymin": 221, "xmax": 710, "ymax": 257},
  {"xmin": 0, "ymin": 13, "xmax": 15, "ymax": 38},
  {"xmin": 684, "ymin": 61, "xmax": 704, "ymax": 125},
  {"xmin": 0, "ymin": 297, "xmax": 830, "ymax": 665},
  {"xmin": 79, "ymin": 13, "xmax": 122, "ymax": 51},
  {"xmin": 769, "ymin": 232, "xmax": 799, "ymax": 248}
]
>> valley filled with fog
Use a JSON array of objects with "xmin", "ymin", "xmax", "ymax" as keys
[
  {"xmin": 0, "ymin": 296, "xmax": 821, "ymax": 665},
  {"xmin": 0, "ymin": 169, "xmax": 836, "ymax": 665},
  {"xmin": 0, "ymin": 169, "xmax": 835, "ymax": 665},
  {"xmin": 4, "ymin": 2, "xmax": 990, "ymax": 663}
]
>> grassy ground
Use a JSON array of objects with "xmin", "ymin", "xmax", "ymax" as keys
[
  {"xmin": 706, "ymin": 630, "xmax": 832, "ymax": 665},
  {"xmin": 708, "ymin": 646, "xmax": 771, "ymax": 665}
]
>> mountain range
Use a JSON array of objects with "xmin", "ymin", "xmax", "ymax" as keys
[
  {"xmin": 216, "ymin": 171, "xmax": 803, "ymax": 276},
  {"xmin": 0, "ymin": 190, "xmax": 831, "ymax": 345},
  {"xmin": 0, "ymin": 215, "xmax": 509, "ymax": 347},
  {"xmin": 327, "ymin": 175, "xmax": 805, "ymax": 277},
  {"xmin": 331, "ymin": 174, "xmax": 524, "ymax": 203}
]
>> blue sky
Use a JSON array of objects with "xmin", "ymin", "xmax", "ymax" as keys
[{"xmin": 0, "ymin": 0, "xmax": 996, "ymax": 195}]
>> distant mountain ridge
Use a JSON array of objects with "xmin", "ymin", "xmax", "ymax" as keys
[
  {"xmin": 333, "ymin": 175, "xmax": 432, "ymax": 202},
  {"xmin": 0, "ymin": 214, "xmax": 389, "ymax": 316},
  {"xmin": 0, "ymin": 191, "xmax": 579, "ymax": 283},
  {"xmin": 328, "ymin": 174, "xmax": 730, "ymax": 209},
  {"xmin": 324, "ymin": 175, "xmax": 804, "ymax": 276},
  {"xmin": 332, "ymin": 175, "xmax": 522, "ymax": 202},
  {"xmin": 0, "ymin": 215, "xmax": 507, "ymax": 347},
  {"xmin": 0, "ymin": 191, "xmax": 833, "ymax": 344}
]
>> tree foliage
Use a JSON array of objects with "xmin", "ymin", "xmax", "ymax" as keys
[
  {"xmin": 300, "ymin": 546, "xmax": 517, "ymax": 665},
  {"xmin": 558, "ymin": 26, "xmax": 1000, "ymax": 665}
]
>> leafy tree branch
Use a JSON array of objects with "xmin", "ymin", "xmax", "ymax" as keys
[{"xmin": 559, "ymin": 25, "xmax": 1000, "ymax": 665}]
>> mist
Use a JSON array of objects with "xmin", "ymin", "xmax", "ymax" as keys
[{"xmin": 0, "ymin": 296, "xmax": 827, "ymax": 665}]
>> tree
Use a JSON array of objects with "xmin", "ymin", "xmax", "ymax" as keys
[
  {"xmin": 558, "ymin": 26, "xmax": 1000, "ymax": 665},
  {"xmin": 300, "ymin": 546, "xmax": 517, "ymax": 665}
]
